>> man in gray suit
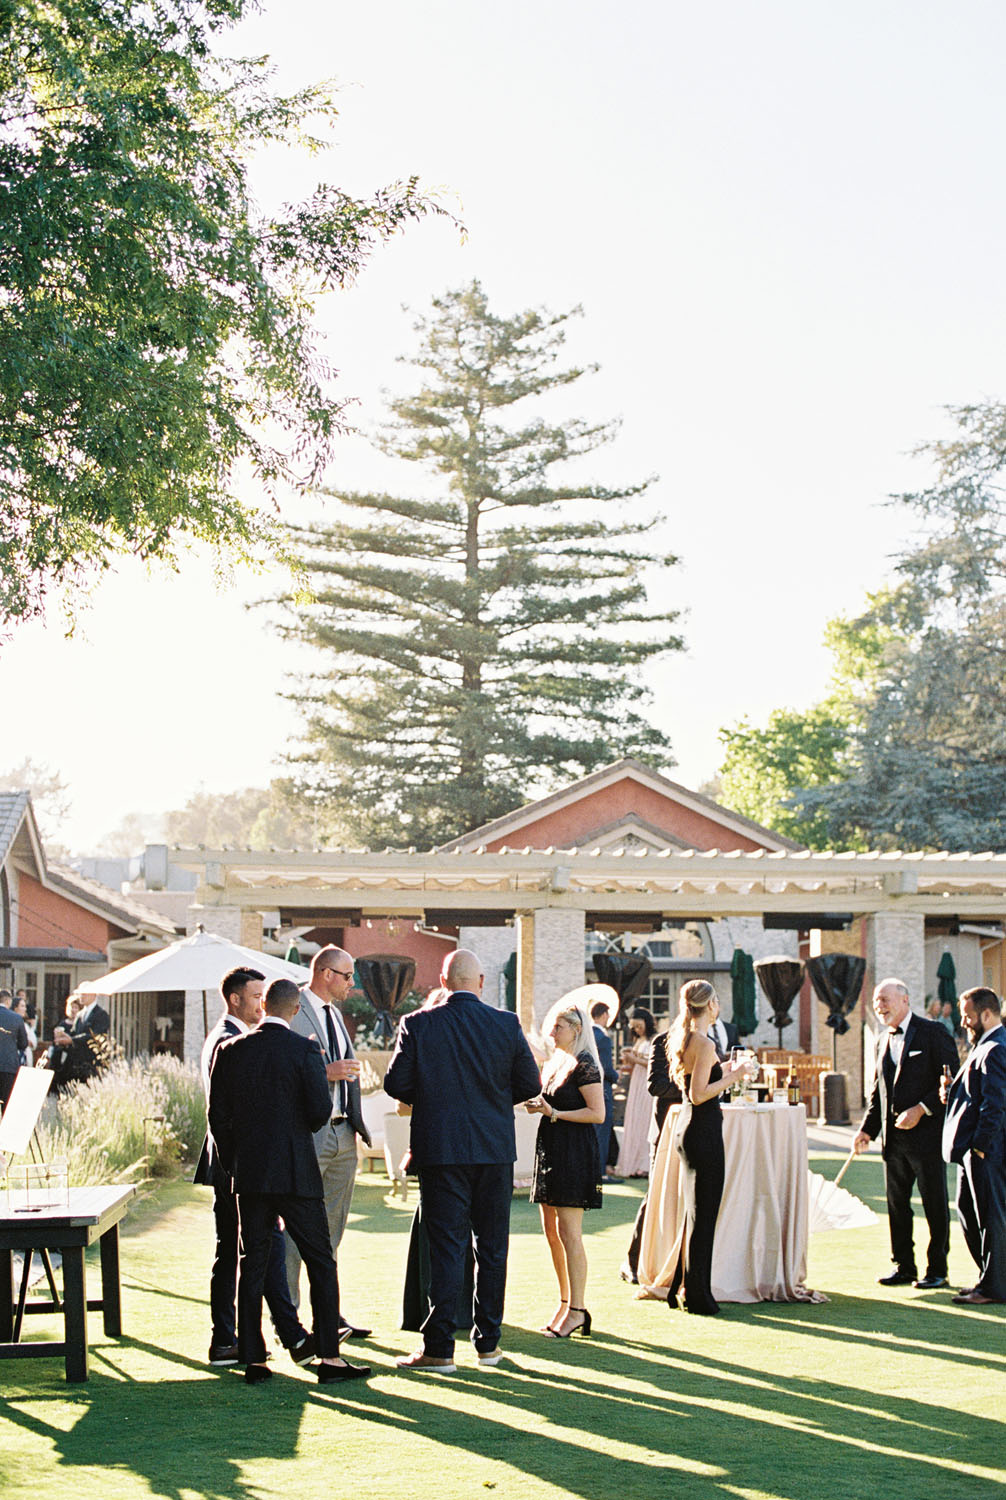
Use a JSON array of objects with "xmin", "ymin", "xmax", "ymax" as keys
[{"xmin": 287, "ymin": 946, "xmax": 372, "ymax": 1338}]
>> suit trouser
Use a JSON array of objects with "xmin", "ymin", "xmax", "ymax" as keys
[
  {"xmin": 956, "ymin": 1153, "xmax": 1006, "ymax": 1300},
  {"xmin": 417, "ymin": 1163, "xmax": 513, "ymax": 1357},
  {"xmin": 210, "ymin": 1173, "xmax": 307, "ymax": 1348},
  {"xmin": 883, "ymin": 1138, "xmax": 950, "ymax": 1277},
  {"xmin": 625, "ymin": 1135, "xmax": 662, "ymax": 1277},
  {"xmin": 595, "ymin": 1087, "xmax": 615, "ymax": 1173},
  {"xmin": 237, "ymin": 1193, "xmax": 342, "ymax": 1364},
  {"xmin": 285, "ymin": 1118, "xmax": 356, "ymax": 1305}
]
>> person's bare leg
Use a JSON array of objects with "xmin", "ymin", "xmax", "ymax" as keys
[
  {"xmin": 553, "ymin": 1208, "xmax": 588, "ymax": 1334},
  {"xmin": 539, "ymin": 1205, "xmax": 569, "ymax": 1329}
]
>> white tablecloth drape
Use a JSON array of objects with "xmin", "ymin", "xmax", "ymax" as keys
[{"xmin": 636, "ymin": 1102, "xmax": 811, "ymax": 1303}]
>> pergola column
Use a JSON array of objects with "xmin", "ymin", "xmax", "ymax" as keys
[
  {"xmin": 515, "ymin": 908, "xmax": 586, "ymax": 1034},
  {"xmin": 183, "ymin": 903, "xmax": 244, "ymax": 1064},
  {"xmin": 867, "ymin": 912, "xmax": 926, "ymax": 1006}
]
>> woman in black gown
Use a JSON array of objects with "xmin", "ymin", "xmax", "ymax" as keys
[
  {"xmin": 667, "ymin": 980, "xmax": 750, "ymax": 1315},
  {"xmin": 527, "ymin": 1001, "xmax": 605, "ymax": 1338}
]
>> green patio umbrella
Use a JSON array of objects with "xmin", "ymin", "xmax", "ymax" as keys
[
  {"xmin": 936, "ymin": 949, "xmax": 959, "ymax": 1032},
  {"xmin": 730, "ymin": 948, "xmax": 757, "ymax": 1037}
]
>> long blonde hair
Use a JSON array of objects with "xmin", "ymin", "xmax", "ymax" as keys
[
  {"xmin": 670, "ymin": 979, "xmax": 718, "ymax": 1086},
  {"xmin": 540, "ymin": 999, "xmax": 600, "ymax": 1088}
]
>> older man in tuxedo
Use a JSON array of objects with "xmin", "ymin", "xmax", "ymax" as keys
[
  {"xmin": 209, "ymin": 978, "xmax": 369, "ymax": 1385},
  {"xmin": 385, "ymin": 948, "xmax": 540, "ymax": 1372},
  {"xmin": 287, "ymin": 946, "xmax": 371, "ymax": 1339},
  {"xmin": 943, "ymin": 986, "xmax": 1006, "ymax": 1305},
  {"xmin": 854, "ymin": 976, "xmax": 960, "ymax": 1290}
]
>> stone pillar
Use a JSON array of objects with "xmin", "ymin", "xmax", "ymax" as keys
[
  {"xmin": 240, "ymin": 908, "xmax": 263, "ymax": 951},
  {"xmin": 867, "ymin": 911, "xmax": 925, "ymax": 1006},
  {"xmin": 183, "ymin": 903, "xmax": 244, "ymax": 1064},
  {"xmin": 810, "ymin": 918, "xmax": 868, "ymax": 1109},
  {"xmin": 458, "ymin": 926, "xmax": 517, "ymax": 1009},
  {"xmin": 516, "ymin": 908, "xmax": 586, "ymax": 1035},
  {"xmin": 855, "ymin": 911, "xmax": 925, "ymax": 1115}
]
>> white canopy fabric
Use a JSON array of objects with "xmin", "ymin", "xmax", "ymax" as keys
[{"xmin": 75, "ymin": 927, "xmax": 311, "ymax": 995}]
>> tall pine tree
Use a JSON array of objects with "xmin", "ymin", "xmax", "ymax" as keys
[{"xmin": 277, "ymin": 281, "xmax": 682, "ymax": 848}]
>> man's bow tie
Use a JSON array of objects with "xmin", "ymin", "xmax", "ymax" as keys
[{"xmin": 888, "ymin": 1026, "xmax": 903, "ymax": 1036}]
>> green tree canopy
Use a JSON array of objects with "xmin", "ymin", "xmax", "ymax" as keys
[
  {"xmin": 718, "ymin": 403, "xmax": 1006, "ymax": 851},
  {"xmin": 275, "ymin": 281, "xmax": 683, "ymax": 848},
  {"xmin": 0, "ymin": 0, "xmax": 438, "ymax": 622}
]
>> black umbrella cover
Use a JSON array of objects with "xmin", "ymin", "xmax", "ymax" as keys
[
  {"xmin": 355, "ymin": 954, "xmax": 417, "ymax": 1045},
  {"xmin": 805, "ymin": 953, "xmax": 866, "ymax": 1038},
  {"xmin": 753, "ymin": 957, "xmax": 804, "ymax": 1031},
  {"xmin": 592, "ymin": 952, "xmax": 653, "ymax": 1003}
]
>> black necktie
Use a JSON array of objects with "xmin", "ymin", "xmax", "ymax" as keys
[{"xmin": 324, "ymin": 1005, "xmax": 346, "ymax": 1115}]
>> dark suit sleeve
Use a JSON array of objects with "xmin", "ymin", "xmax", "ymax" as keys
[
  {"xmin": 647, "ymin": 1034, "xmax": 682, "ymax": 1102},
  {"xmin": 920, "ymin": 1025, "xmax": 961, "ymax": 1118},
  {"xmin": 302, "ymin": 1041, "xmax": 336, "ymax": 1134},
  {"xmin": 384, "ymin": 1017, "xmax": 416, "ymax": 1104},
  {"xmin": 973, "ymin": 1041, "xmax": 1006, "ymax": 1159},
  {"xmin": 510, "ymin": 1028, "xmax": 541, "ymax": 1104},
  {"xmin": 596, "ymin": 1031, "xmax": 618, "ymax": 1086},
  {"xmin": 207, "ymin": 1041, "xmax": 236, "ymax": 1176}
]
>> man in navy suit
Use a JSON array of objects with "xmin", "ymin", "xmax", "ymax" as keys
[
  {"xmin": 195, "ymin": 966, "xmax": 313, "ymax": 1367},
  {"xmin": 0, "ymin": 990, "xmax": 28, "ymax": 1107},
  {"xmin": 942, "ymin": 986, "xmax": 1006, "ymax": 1305},
  {"xmin": 209, "ymin": 978, "xmax": 369, "ymax": 1385},
  {"xmin": 385, "ymin": 949, "xmax": 540, "ymax": 1372},
  {"xmin": 854, "ymin": 977, "xmax": 960, "ymax": 1289},
  {"xmin": 590, "ymin": 1001, "xmax": 619, "ymax": 1181}
]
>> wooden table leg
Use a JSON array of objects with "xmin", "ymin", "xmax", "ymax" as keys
[
  {"xmin": 61, "ymin": 1246, "xmax": 88, "ymax": 1382},
  {"xmin": 99, "ymin": 1223, "xmax": 122, "ymax": 1336},
  {"xmin": 0, "ymin": 1248, "xmax": 12, "ymax": 1341}
]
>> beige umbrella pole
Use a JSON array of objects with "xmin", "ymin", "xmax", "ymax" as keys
[{"xmin": 833, "ymin": 1144, "xmax": 859, "ymax": 1188}]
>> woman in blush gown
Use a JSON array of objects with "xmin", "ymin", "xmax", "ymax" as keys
[
  {"xmin": 616, "ymin": 1006, "xmax": 656, "ymax": 1178},
  {"xmin": 667, "ymin": 980, "xmax": 750, "ymax": 1315}
]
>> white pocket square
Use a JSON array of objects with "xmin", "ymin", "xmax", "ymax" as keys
[{"xmin": 907, "ymin": 1050, "xmax": 921, "ymax": 1057}]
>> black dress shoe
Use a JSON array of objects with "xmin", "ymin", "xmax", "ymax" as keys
[
  {"xmin": 244, "ymin": 1363, "xmax": 273, "ymax": 1385},
  {"xmin": 339, "ymin": 1321, "xmax": 372, "ymax": 1340},
  {"xmin": 877, "ymin": 1271, "xmax": 916, "ymax": 1286},
  {"xmin": 318, "ymin": 1359, "xmax": 371, "ymax": 1382},
  {"xmin": 913, "ymin": 1275, "xmax": 949, "ymax": 1290},
  {"xmin": 289, "ymin": 1333, "xmax": 316, "ymax": 1365}
]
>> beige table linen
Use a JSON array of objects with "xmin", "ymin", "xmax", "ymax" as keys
[{"xmin": 637, "ymin": 1102, "xmax": 810, "ymax": 1303}]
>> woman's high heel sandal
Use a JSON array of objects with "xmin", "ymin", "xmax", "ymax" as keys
[
  {"xmin": 540, "ymin": 1301, "xmax": 569, "ymax": 1334},
  {"xmin": 545, "ymin": 1307, "xmax": 591, "ymax": 1339}
]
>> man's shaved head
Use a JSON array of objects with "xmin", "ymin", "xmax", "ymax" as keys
[{"xmin": 443, "ymin": 949, "xmax": 484, "ymax": 994}]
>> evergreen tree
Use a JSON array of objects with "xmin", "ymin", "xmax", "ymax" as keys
[
  {"xmin": 718, "ymin": 403, "xmax": 1006, "ymax": 851},
  {"xmin": 277, "ymin": 282, "xmax": 682, "ymax": 848}
]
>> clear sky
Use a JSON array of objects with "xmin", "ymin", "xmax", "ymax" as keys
[{"xmin": 4, "ymin": 0, "xmax": 1006, "ymax": 852}]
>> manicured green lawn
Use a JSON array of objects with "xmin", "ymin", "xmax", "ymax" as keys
[{"xmin": 1, "ymin": 1154, "xmax": 1002, "ymax": 1500}]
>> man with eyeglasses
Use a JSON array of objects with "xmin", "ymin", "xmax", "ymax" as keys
[{"xmin": 287, "ymin": 946, "xmax": 372, "ymax": 1339}]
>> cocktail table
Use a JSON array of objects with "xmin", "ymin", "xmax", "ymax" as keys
[{"xmin": 0, "ymin": 1183, "xmax": 136, "ymax": 1381}]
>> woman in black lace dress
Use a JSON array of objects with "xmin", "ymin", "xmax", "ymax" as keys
[
  {"xmin": 667, "ymin": 980, "xmax": 750, "ymax": 1315},
  {"xmin": 527, "ymin": 1001, "xmax": 605, "ymax": 1338}
]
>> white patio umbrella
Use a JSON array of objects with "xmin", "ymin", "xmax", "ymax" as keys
[{"xmin": 75, "ymin": 927, "xmax": 311, "ymax": 1037}]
